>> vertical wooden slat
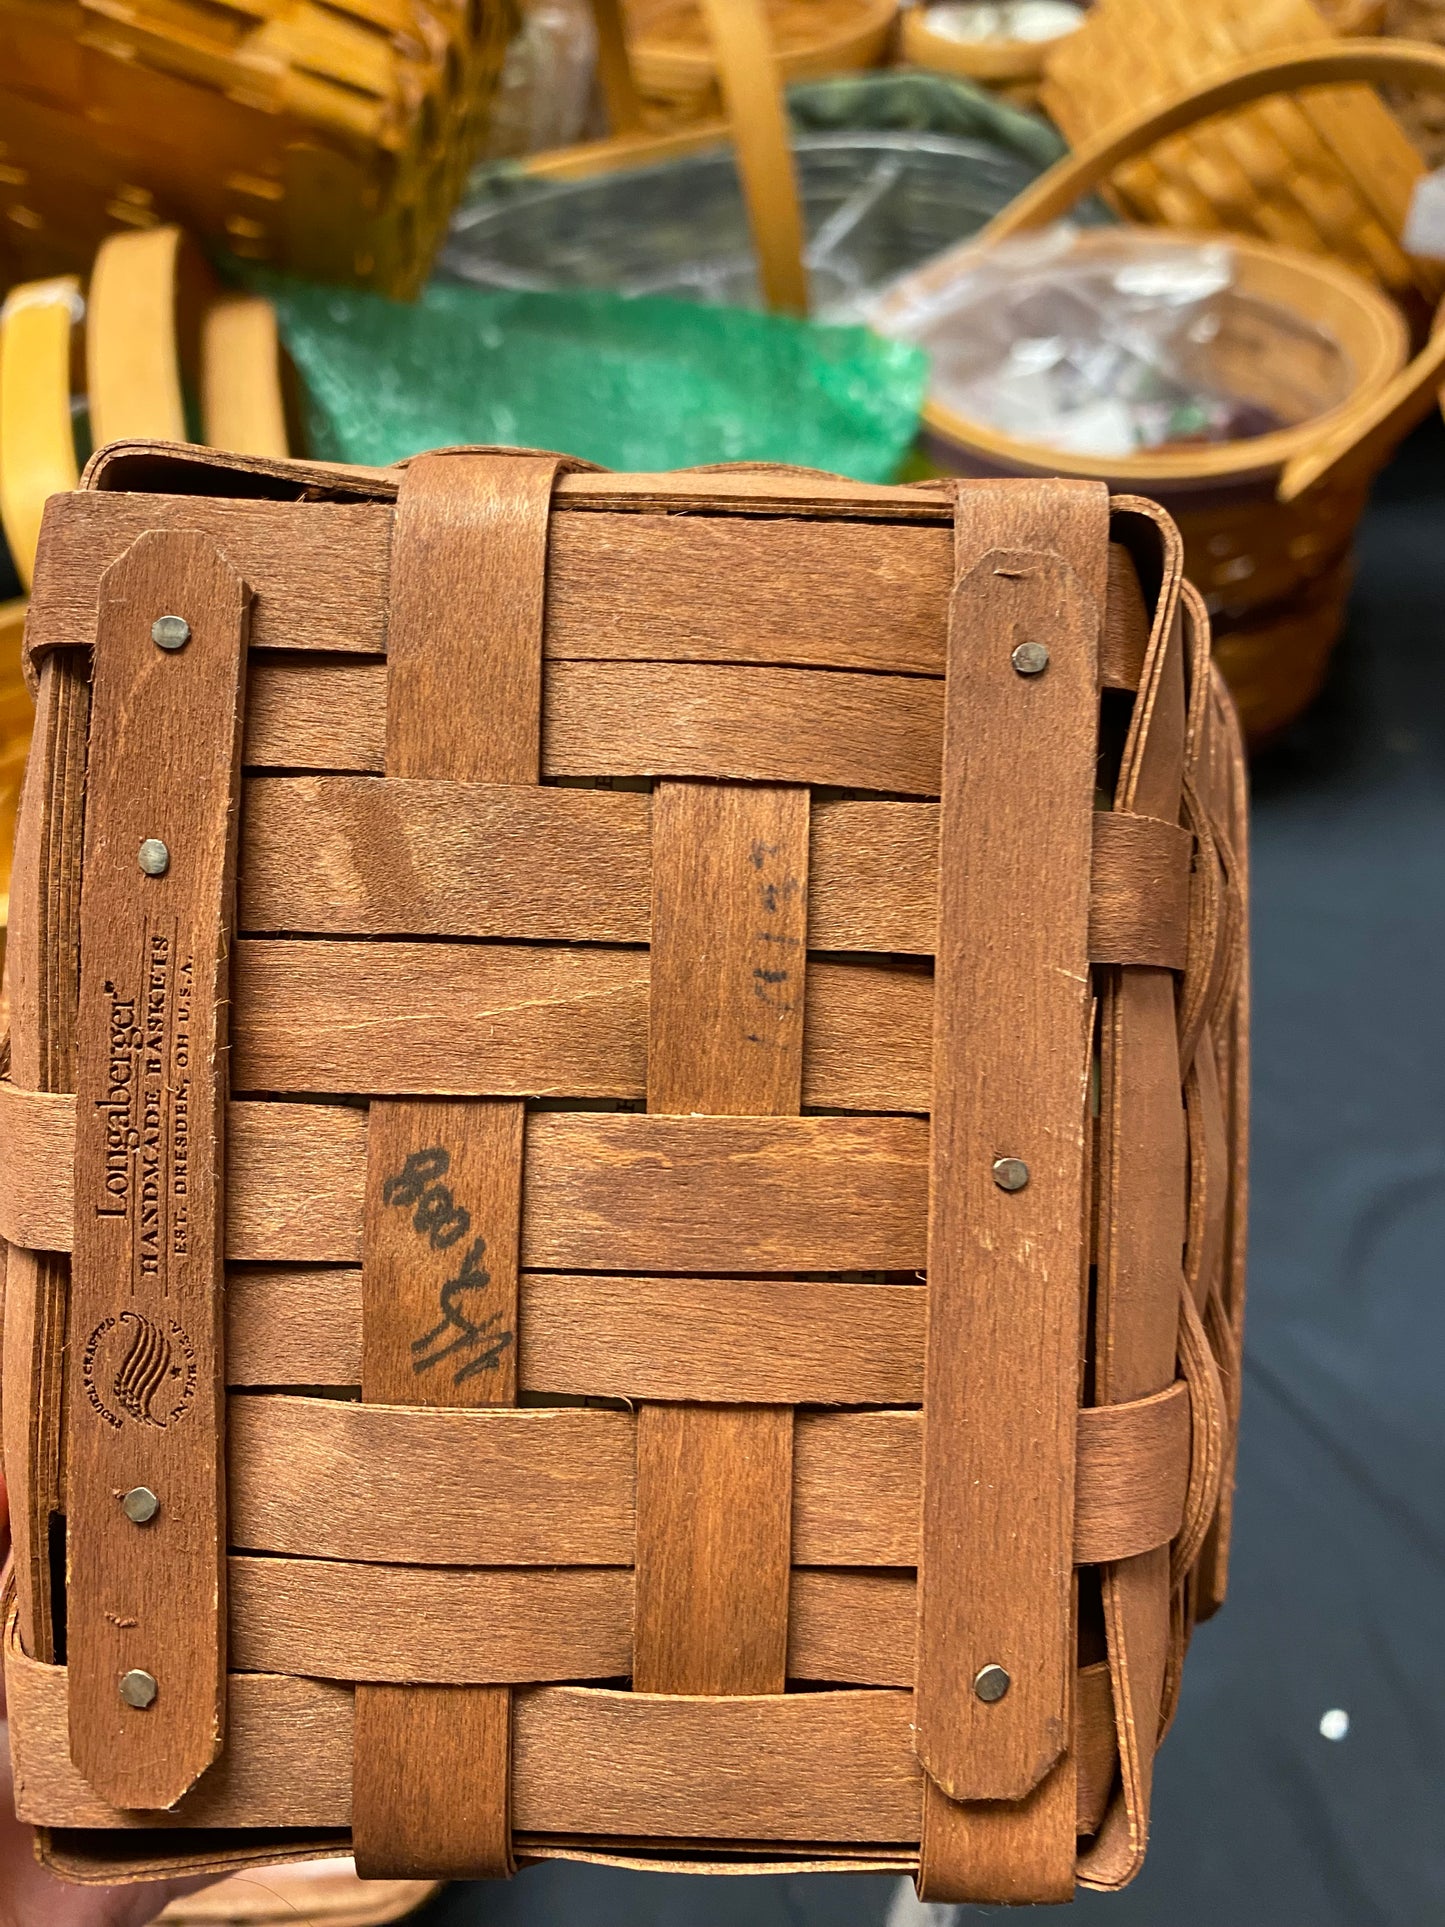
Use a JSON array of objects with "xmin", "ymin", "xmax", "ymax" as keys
[
  {"xmin": 67, "ymin": 531, "xmax": 249, "ymax": 1808},
  {"xmin": 631, "ymin": 781, "xmax": 807, "ymax": 1696},
  {"xmin": 352, "ymin": 451, "xmax": 562, "ymax": 1878},
  {"xmin": 915, "ymin": 481, "xmax": 1107, "ymax": 1903}
]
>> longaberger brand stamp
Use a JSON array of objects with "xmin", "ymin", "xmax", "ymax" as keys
[
  {"xmin": 90, "ymin": 930, "xmax": 195, "ymax": 1265},
  {"xmin": 82, "ymin": 1310, "xmax": 196, "ymax": 1430}
]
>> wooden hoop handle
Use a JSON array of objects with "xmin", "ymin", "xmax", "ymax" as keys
[
  {"xmin": 0, "ymin": 276, "xmax": 81, "ymax": 591},
  {"xmin": 87, "ymin": 225, "xmax": 290, "ymax": 460},
  {"xmin": 977, "ymin": 40, "xmax": 1445, "ymax": 502},
  {"xmin": 587, "ymin": 0, "xmax": 809, "ymax": 316}
]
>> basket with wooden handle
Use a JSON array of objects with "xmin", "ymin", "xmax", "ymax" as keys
[
  {"xmin": 1040, "ymin": 0, "xmax": 1436, "ymax": 309},
  {"xmin": 446, "ymin": 0, "xmax": 1063, "ymax": 318},
  {"xmin": 874, "ymin": 41, "xmax": 1445, "ymax": 742}
]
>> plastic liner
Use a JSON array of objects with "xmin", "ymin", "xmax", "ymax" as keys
[
  {"xmin": 254, "ymin": 275, "xmax": 928, "ymax": 481},
  {"xmin": 441, "ymin": 73, "xmax": 1078, "ymax": 319},
  {"xmin": 874, "ymin": 225, "xmax": 1355, "ymax": 456}
]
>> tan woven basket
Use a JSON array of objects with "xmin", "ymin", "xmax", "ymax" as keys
[
  {"xmin": 900, "ymin": 0, "xmax": 1382, "ymax": 109},
  {"xmin": 1382, "ymin": 0, "xmax": 1445, "ymax": 157},
  {"xmin": 1, "ymin": 434, "xmax": 1246, "ymax": 1902},
  {"xmin": 900, "ymin": 2, "xmax": 1088, "ymax": 109},
  {"xmin": 876, "ymin": 41, "xmax": 1445, "ymax": 742},
  {"xmin": 1040, "ymin": 0, "xmax": 1439, "ymax": 310},
  {"xmin": 619, "ymin": 0, "xmax": 896, "ymax": 127},
  {"xmin": 0, "ymin": 0, "xmax": 516, "ymax": 297}
]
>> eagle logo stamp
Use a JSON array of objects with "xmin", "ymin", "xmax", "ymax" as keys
[{"xmin": 83, "ymin": 1311, "xmax": 196, "ymax": 1430}]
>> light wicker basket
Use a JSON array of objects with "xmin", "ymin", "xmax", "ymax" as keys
[
  {"xmin": 619, "ymin": 0, "xmax": 897, "ymax": 128},
  {"xmin": 1382, "ymin": 0, "xmax": 1445, "ymax": 157},
  {"xmin": 0, "ymin": 0, "xmax": 516, "ymax": 298},
  {"xmin": 900, "ymin": 2, "xmax": 1089, "ymax": 109},
  {"xmin": 1040, "ymin": 0, "xmax": 1439, "ymax": 311},
  {"xmin": 874, "ymin": 41, "xmax": 1445, "ymax": 742}
]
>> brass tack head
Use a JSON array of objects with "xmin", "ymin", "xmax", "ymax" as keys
[
  {"xmin": 151, "ymin": 615, "xmax": 190, "ymax": 651},
  {"xmin": 121, "ymin": 1486, "xmax": 159, "ymax": 1525},
  {"xmin": 974, "ymin": 1664, "xmax": 1011, "ymax": 1704},
  {"xmin": 1011, "ymin": 641, "xmax": 1050, "ymax": 676},
  {"xmin": 992, "ymin": 1156, "xmax": 1030, "ymax": 1192},
  {"xmin": 138, "ymin": 838, "xmax": 170, "ymax": 877},
  {"xmin": 119, "ymin": 1669, "xmax": 158, "ymax": 1710}
]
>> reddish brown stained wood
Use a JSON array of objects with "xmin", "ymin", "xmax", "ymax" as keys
[
  {"xmin": 5, "ymin": 657, "xmax": 89, "ymax": 1660},
  {"xmin": 920, "ymin": 1756, "xmax": 1079, "ymax": 1903},
  {"xmin": 362, "ymin": 1101, "xmax": 522, "ymax": 1408},
  {"xmin": 235, "ymin": 782, "xmax": 1188, "ymax": 968},
  {"xmin": 26, "ymin": 1102, "xmax": 933, "ymax": 1271},
  {"xmin": 223, "ymin": 1390, "xmax": 1187, "ymax": 1571},
  {"xmin": 384, "ymin": 456, "xmax": 559, "ymax": 784},
  {"xmin": 916, "ymin": 505, "xmax": 1103, "ymax": 1809},
  {"xmin": 353, "ymin": 1688, "xmax": 512, "ymax": 1877},
  {"xmin": 225, "ymin": 1267, "xmax": 929, "ymax": 1404},
  {"xmin": 645, "ymin": 783, "xmax": 809, "ymax": 1118},
  {"xmin": 787, "ymin": 1570, "xmax": 916, "ymax": 1687},
  {"xmin": 68, "ymin": 530, "xmax": 249, "ymax": 1809},
  {"xmin": 229, "ymin": 1559, "xmax": 635, "ymax": 1683},
  {"xmin": 519, "ymin": 1274, "xmax": 927, "ymax": 1406},
  {"xmin": 633, "ymin": 1404, "xmax": 795, "ymax": 1695},
  {"xmin": 239, "ymin": 778, "xmax": 653, "ymax": 942},
  {"xmin": 632, "ymin": 780, "xmax": 807, "ymax": 1696},
  {"xmin": 354, "ymin": 449, "xmax": 564, "ymax": 1879},
  {"xmin": 231, "ymin": 941, "xmax": 650, "ymax": 1099},
  {"xmin": 245, "ymin": 658, "xmax": 944, "ymax": 794},
  {"xmin": 521, "ymin": 1112, "xmax": 929, "ymax": 1275},
  {"xmin": 224, "ymin": 1266, "xmax": 362, "ymax": 1387},
  {"xmin": 510, "ymin": 1689, "xmax": 921, "ymax": 1842},
  {"xmin": 8, "ymin": 1636, "xmax": 1118, "ymax": 1842},
  {"xmin": 228, "ymin": 1398, "xmax": 637, "ymax": 1565}
]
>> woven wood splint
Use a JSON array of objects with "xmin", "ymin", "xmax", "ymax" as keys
[{"xmin": 0, "ymin": 442, "xmax": 1249, "ymax": 1901}]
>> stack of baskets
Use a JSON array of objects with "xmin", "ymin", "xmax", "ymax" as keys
[{"xmin": 0, "ymin": 0, "xmax": 516, "ymax": 296}]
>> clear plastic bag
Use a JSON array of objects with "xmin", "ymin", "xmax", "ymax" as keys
[{"xmin": 873, "ymin": 225, "xmax": 1355, "ymax": 456}]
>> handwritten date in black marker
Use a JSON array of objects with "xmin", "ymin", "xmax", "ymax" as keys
[{"xmin": 382, "ymin": 1146, "xmax": 514, "ymax": 1386}]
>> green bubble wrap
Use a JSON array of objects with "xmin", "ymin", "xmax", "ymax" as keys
[{"xmin": 256, "ymin": 276, "xmax": 928, "ymax": 483}]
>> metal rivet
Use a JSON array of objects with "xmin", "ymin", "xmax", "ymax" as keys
[
  {"xmin": 974, "ymin": 1664, "xmax": 1011, "ymax": 1704},
  {"xmin": 1011, "ymin": 641, "xmax": 1050, "ymax": 676},
  {"xmin": 992, "ymin": 1156, "xmax": 1030, "ymax": 1192},
  {"xmin": 121, "ymin": 1486, "xmax": 160, "ymax": 1525},
  {"xmin": 138, "ymin": 838, "xmax": 170, "ymax": 877},
  {"xmin": 151, "ymin": 615, "xmax": 190, "ymax": 651},
  {"xmin": 119, "ymin": 1669, "xmax": 158, "ymax": 1710}
]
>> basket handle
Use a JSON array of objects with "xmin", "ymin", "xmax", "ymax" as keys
[
  {"xmin": 586, "ymin": 0, "xmax": 809, "ymax": 316},
  {"xmin": 976, "ymin": 39, "xmax": 1445, "ymax": 503}
]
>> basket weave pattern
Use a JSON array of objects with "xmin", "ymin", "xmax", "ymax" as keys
[
  {"xmin": 0, "ymin": 0, "xmax": 516, "ymax": 295},
  {"xmin": 0, "ymin": 447, "xmax": 1247, "ymax": 1900},
  {"xmin": 1040, "ymin": 0, "xmax": 1435, "ymax": 301}
]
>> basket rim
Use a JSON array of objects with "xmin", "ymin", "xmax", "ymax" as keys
[
  {"xmin": 882, "ymin": 225, "xmax": 1408, "ymax": 487},
  {"xmin": 900, "ymin": 4, "xmax": 1082, "ymax": 84},
  {"xmin": 627, "ymin": 0, "xmax": 898, "ymax": 86}
]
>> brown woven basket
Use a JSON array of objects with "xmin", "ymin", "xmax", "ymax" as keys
[
  {"xmin": 0, "ymin": 0, "xmax": 516, "ymax": 297},
  {"xmin": 1040, "ymin": 0, "xmax": 1439, "ymax": 310},
  {"xmin": 1, "ymin": 436, "xmax": 1246, "ymax": 1902},
  {"xmin": 876, "ymin": 41, "xmax": 1445, "ymax": 741}
]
